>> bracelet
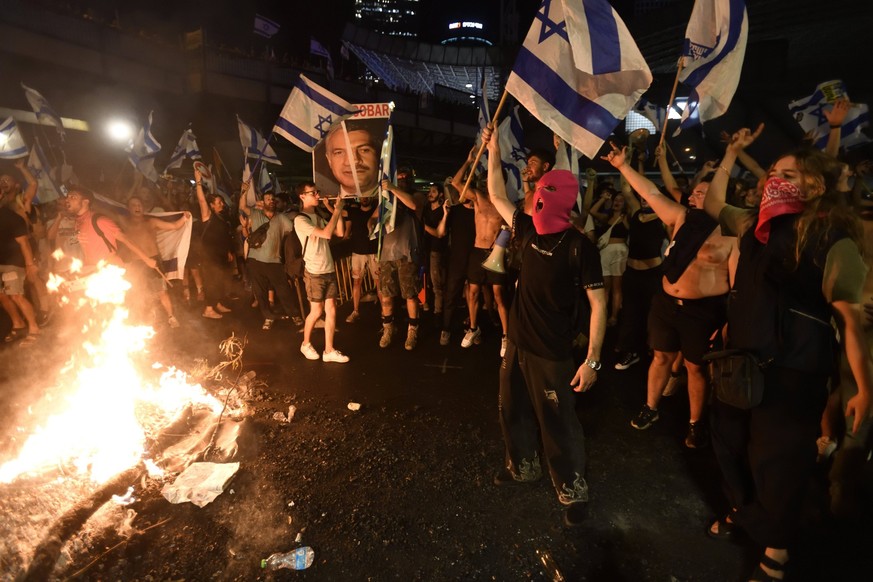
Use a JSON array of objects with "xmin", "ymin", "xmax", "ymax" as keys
[
  {"xmin": 718, "ymin": 165, "xmax": 731, "ymax": 175},
  {"xmin": 195, "ymin": 181, "xmax": 203, "ymax": 186}
]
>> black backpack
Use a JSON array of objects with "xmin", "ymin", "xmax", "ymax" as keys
[{"xmin": 284, "ymin": 214, "xmax": 311, "ymax": 278}]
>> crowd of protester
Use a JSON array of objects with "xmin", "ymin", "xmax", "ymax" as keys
[{"xmin": 1, "ymin": 94, "xmax": 872, "ymax": 580}]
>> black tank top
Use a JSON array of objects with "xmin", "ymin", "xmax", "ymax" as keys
[{"xmin": 627, "ymin": 209, "xmax": 666, "ymax": 260}]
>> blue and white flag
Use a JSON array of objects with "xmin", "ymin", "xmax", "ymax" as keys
[
  {"xmin": 507, "ymin": 0, "xmax": 652, "ymax": 160},
  {"xmin": 22, "ymin": 83, "xmax": 65, "ymax": 141},
  {"xmin": 371, "ymin": 125, "xmax": 397, "ymax": 249},
  {"xmin": 237, "ymin": 116, "xmax": 281, "ymax": 165},
  {"xmin": 474, "ymin": 85, "xmax": 492, "ymax": 175},
  {"xmin": 125, "ymin": 111, "xmax": 162, "ymax": 183},
  {"xmin": 310, "ymin": 37, "xmax": 334, "ymax": 77},
  {"xmin": 633, "ymin": 97, "xmax": 666, "ymax": 132},
  {"xmin": 675, "ymin": 0, "xmax": 748, "ymax": 135},
  {"xmin": 253, "ymin": 14, "xmax": 280, "ymax": 38},
  {"xmin": 93, "ymin": 192, "xmax": 192, "ymax": 280},
  {"xmin": 241, "ymin": 162, "xmax": 258, "ymax": 207},
  {"xmin": 498, "ymin": 106, "xmax": 528, "ymax": 203},
  {"xmin": 788, "ymin": 80, "xmax": 871, "ymax": 151},
  {"xmin": 0, "ymin": 117, "xmax": 28, "ymax": 159},
  {"xmin": 27, "ymin": 142, "xmax": 63, "ymax": 203},
  {"xmin": 164, "ymin": 127, "xmax": 201, "ymax": 171},
  {"xmin": 257, "ymin": 163, "xmax": 273, "ymax": 196},
  {"xmin": 273, "ymin": 75, "xmax": 358, "ymax": 153}
]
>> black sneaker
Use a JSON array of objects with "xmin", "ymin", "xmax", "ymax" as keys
[
  {"xmin": 614, "ymin": 352, "xmax": 640, "ymax": 370},
  {"xmin": 685, "ymin": 421, "xmax": 709, "ymax": 449},
  {"xmin": 631, "ymin": 404, "xmax": 659, "ymax": 430},
  {"xmin": 562, "ymin": 502, "xmax": 588, "ymax": 527}
]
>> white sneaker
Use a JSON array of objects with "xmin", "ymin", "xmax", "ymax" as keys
[
  {"xmin": 439, "ymin": 330, "xmax": 450, "ymax": 346},
  {"xmin": 461, "ymin": 327, "xmax": 481, "ymax": 348},
  {"xmin": 323, "ymin": 349, "xmax": 349, "ymax": 363},
  {"xmin": 405, "ymin": 326, "xmax": 418, "ymax": 351},
  {"xmin": 300, "ymin": 342, "xmax": 319, "ymax": 360},
  {"xmin": 346, "ymin": 311, "xmax": 360, "ymax": 323},
  {"xmin": 500, "ymin": 335, "xmax": 508, "ymax": 358}
]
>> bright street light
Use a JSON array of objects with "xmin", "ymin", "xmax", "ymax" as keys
[{"xmin": 106, "ymin": 119, "xmax": 135, "ymax": 143}]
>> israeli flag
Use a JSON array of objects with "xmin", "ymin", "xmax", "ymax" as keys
[
  {"xmin": 498, "ymin": 106, "xmax": 529, "ymax": 203},
  {"xmin": 125, "ymin": 111, "xmax": 162, "ymax": 183},
  {"xmin": 164, "ymin": 127, "xmax": 201, "ymax": 171},
  {"xmin": 27, "ymin": 142, "xmax": 63, "ymax": 203},
  {"xmin": 238, "ymin": 116, "xmax": 281, "ymax": 165},
  {"xmin": 22, "ymin": 83, "xmax": 65, "ymax": 141},
  {"xmin": 253, "ymin": 14, "xmax": 280, "ymax": 38},
  {"xmin": 371, "ymin": 124, "xmax": 397, "ymax": 248},
  {"xmin": 788, "ymin": 80, "xmax": 871, "ymax": 151},
  {"xmin": 0, "ymin": 117, "xmax": 29, "ymax": 159},
  {"xmin": 675, "ymin": 0, "xmax": 748, "ymax": 134},
  {"xmin": 507, "ymin": 0, "xmax": 652, "ymax": 160},
  {"xmin": 273, "ymin": 75, "xmax": 358, "ymax": 153}
]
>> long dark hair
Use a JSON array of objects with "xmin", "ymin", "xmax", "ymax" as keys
[{"xmin": 785, "ymin": 148, "xmax": 864, "ymax": 263}]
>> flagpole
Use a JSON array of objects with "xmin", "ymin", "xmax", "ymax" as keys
[
  {"xmin": 658, "ymin": 57, "xmax": 685, "ymax": 152},
  {"xmin": 460, "ymin": 87, "xmax": 510, "ymax": 202}
]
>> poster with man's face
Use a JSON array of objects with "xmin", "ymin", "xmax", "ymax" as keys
[{"xmin": 313, "ymin": 103, "xmax": 391, "ymax": 198}]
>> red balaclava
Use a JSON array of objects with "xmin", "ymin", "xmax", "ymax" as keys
[{"xmin": 532, "ymin": 170, "xmax": 578, "ymax": 235}]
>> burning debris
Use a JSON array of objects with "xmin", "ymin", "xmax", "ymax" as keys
[{"xmin": 0, "ymin": 260, "xmax": 255, "ymax": 580}]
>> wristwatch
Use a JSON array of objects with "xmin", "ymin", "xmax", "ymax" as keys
[{"xmin": 584, "ymin": 359, "xmax": 602, "ymax": 371}]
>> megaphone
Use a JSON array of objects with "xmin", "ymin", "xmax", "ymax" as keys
[{"xmin": 482, "ymin": 226, "xmax": 511, "ymax": 274}]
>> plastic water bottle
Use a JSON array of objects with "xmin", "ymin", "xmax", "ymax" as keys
[{"xmin": 261, "ymin": 546, "xmax": 314, "ymax": 571}]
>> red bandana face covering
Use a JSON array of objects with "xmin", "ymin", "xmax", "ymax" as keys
[
  {"xmin": 754, "ymin": 176, "xmax": 806, "ymax": 244},
  {"xmin": 532, "ymin": 170, "xmax": 578, "ymax": 235}
]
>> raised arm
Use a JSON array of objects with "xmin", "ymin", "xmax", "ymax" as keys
[
  {"xmin": 602, "ymin": 143, "xmax": 686, "ymax": 227},
  {"xmin": 655, "ymin": 146, "xmax": 683, "ymax": 202},
  {"xmin": 705, "ymin": 124, "xmax": 764, "ymax": 220},
  {"xmin": 307, "ymin": 198, "xmax": 345, "ymax": 239},
  {"xmin": 150, "ymin": 211, "xmax": 191, "ymax": 231},
  {"xmin": 451, "ymin": 146, "xmax": 478, "ymax": 200},
  {"xmin": 14, "ymin": 160, "xmax": 38, "ymax": 214},
  {"xmin": 483, "ymin": 126, "xmax": 515, "ymax": 225},
  {"xmin": 380, "ymin": 180, "xmax": 423, "ymax": 216},
  {"xmin": 193, "ymin": 167, "xmax": 211, "ymax": 222},
  {"xmin": 824, "ymin": 97, "xmax": 850, "ymax": 159},
  {"xmin": 434, "ymin": 200, "xmax": 450, "ymax": 238}
]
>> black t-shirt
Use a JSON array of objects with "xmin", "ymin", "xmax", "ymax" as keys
[
  {"xmin": 201, "ymin": 213, "xmax": 234, "ymax": 265},
  {"xmin": 345, "ymin": 203, "xmax": 378, "ymax": 255},
  {"xmin": 0, "ymin": 206, "xmax": 28, "ymax": 266},
  {"xmin": 627, "ymin": 209, "xmax": 666, "ymax": 260},
  {"xmin": 422, "ymin": 203, "xmax": 447, "ymax": 253},
  {"xmin": 509, "ymin": 212, "xmax": 604, "ymax": 360}
]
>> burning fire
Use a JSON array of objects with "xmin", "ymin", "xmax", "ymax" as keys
[{"xmin": 0, "ymin": 260, "xmax": 228, "ymax": 484}]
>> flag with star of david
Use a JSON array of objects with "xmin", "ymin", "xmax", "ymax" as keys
[
  {"xmin": 497, "ymin": 106, "xmax": 528, "ymax": 203},
  {"xmin": 507, "ymin": 0, "xmax": 652, "ymax": 160},
  {"xmin": 27, "ymin": 140, "xmax": 63, "ymax": 203},
  {"xmin": 164, "ymin": 126, "xmax": 201, "ymax": 171},
  {"xmin": 273, "ymin": 74, "xmax": 359, "ymax": 153},
  {"xmin": 674, "ymin": 0, "xmax": 748, "ymax": 135},
  {"xmin": 788, "ymin": 80, "xmax": 871, "ymax": 151},
  {"xmin": 22, "ymin": 83, "xmax": 65, "ymax": 141},
  {"xmin": 237, "ymin": 116, "xmax": 281, "ymax": 165},
  {"xmin": 0, "ymin": 117, "xmax": 28, "ymax": 159}
]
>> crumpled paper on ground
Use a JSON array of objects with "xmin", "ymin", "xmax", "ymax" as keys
[{"xmin": 161, "ymin": 462, "xmax": 240, "ymax": 507}]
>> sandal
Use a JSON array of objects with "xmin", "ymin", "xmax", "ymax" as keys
[
  {"xmin": 19, "ymin": 333, "xmax": 39, "ymax": 347},
  {"xmin": 4, "ymin": 327, "xmax": 25, "ymax": 342},
  {"xmin": 749, "ymin": 553, "xmax": 787, "ymax": 581},
  {"xmin": 706, "ymin": 517, "xmax": 737, "ymax": 540}
]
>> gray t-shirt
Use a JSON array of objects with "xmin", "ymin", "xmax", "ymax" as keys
[{"xmin": 247, "ymin": 209, "xmax": 294, "ymax": 264}]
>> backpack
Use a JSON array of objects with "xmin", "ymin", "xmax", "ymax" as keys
[
  {"xmin": 91, "ymin": 213, "xmax": 117, "ymax": 253},
  {"xmin": 285, "ymin": 214, "xmax": 311, "ymax": 279},
  {"xmin": 247, "ymin": 220, "xmax": 270, "ymax": 249}
]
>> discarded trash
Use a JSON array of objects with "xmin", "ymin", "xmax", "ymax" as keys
[
  {"xmin": 261, "ymin": 546, "xmax": 314, "ymax": 571},
  {"xmin": 287, "ymin": 405, "xmax": 297, "ymax": 420},
  {"xmin": 161, "ymin": 462, "xmax": 240, "ymax": 507},
  {"xmin": 536, "ymin": 549, "xmax": 565, "ymax": 582},
  {"xmin": 295, "ymin": 532, "xmax": 303, "ymax": 543},
  {"xmin": 273, "ymin": 405, "xmax": 298, "ymax": 423},
  {"xmin": 272, "ymin": 412, "xmax": 287, "ymax": 422},
  {"xmin": 111, "ymin": 485, "xmax": 136, "ymax": 506},
  {"xmin": 347, "ymin": 402, "xmax": 361, "ymax": 411}
]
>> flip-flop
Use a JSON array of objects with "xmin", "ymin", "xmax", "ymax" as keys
[
  {"xmin": 706, "ymin": 517, "xmax": 737, "ymax": 540},
  {"xmin": 19, "ymin": 334, "xmax": 39, "ymax": 347}
]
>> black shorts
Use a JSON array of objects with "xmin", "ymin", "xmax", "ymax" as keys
[
  {"xmin": 467, "ymin": 248, "xmax": 506, "ymax": 286},
  {"xmin": 647, "ymin": 291, "xmax": 727, "ymax": 364}
]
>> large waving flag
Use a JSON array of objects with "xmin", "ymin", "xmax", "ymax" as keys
[
  {"xmin": 27, "ymin": 142, "xmax": 63, "ymax": 203},
  {"xmin": 498, "ymin": 106, "xmax": 528, "ymax": 203},
  {"xmin": 371, "ymin": 125, "xmax": 397, "ymax": 252},
  {"xmin": 22, "ymin": 84, "xmax": 65, "ymax": 141},
  {"xmin": 237, "ymin": 116, "xmax": 281, "ymax": 165},
  {"xmin": 788, "ymin": 80, "xmax": 871, "ymax": 151},
  {"xmin": 675, "ymin": 0, "xmax": 748, "ymax": 134},
  {"xmin": 165, "ymin": 126, "xmax": 201, "ymax": 171},
  {"xmin": 507, "ymin": 0, "xmax": 652, "ymax": 160},
  {"xmin": 0, "ymin": 117, "xmax": 29, "ymax": 159},
  {"xmin": 273, "ymin": 75, "xmax": 358, "ymax": 153},
  {"xmin": 125, "ymin": 111, "xmax": 162, "ymax": 183}
]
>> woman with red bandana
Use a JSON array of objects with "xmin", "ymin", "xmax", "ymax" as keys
[{"xmin": 703, "ymin": 125, "xmax": 872, "ymax": 581}]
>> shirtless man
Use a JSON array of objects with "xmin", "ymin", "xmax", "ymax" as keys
[
  {"xmin": 605, "ymin": 144, "xmax": 738, "ymax": 449},
  {"xmin": 121, "ymin": 196, "xmax": 190, "ymax": 327},
  {"xmin": 453, "ymin": 147, "xmax": 510, "ymax": 355}
]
